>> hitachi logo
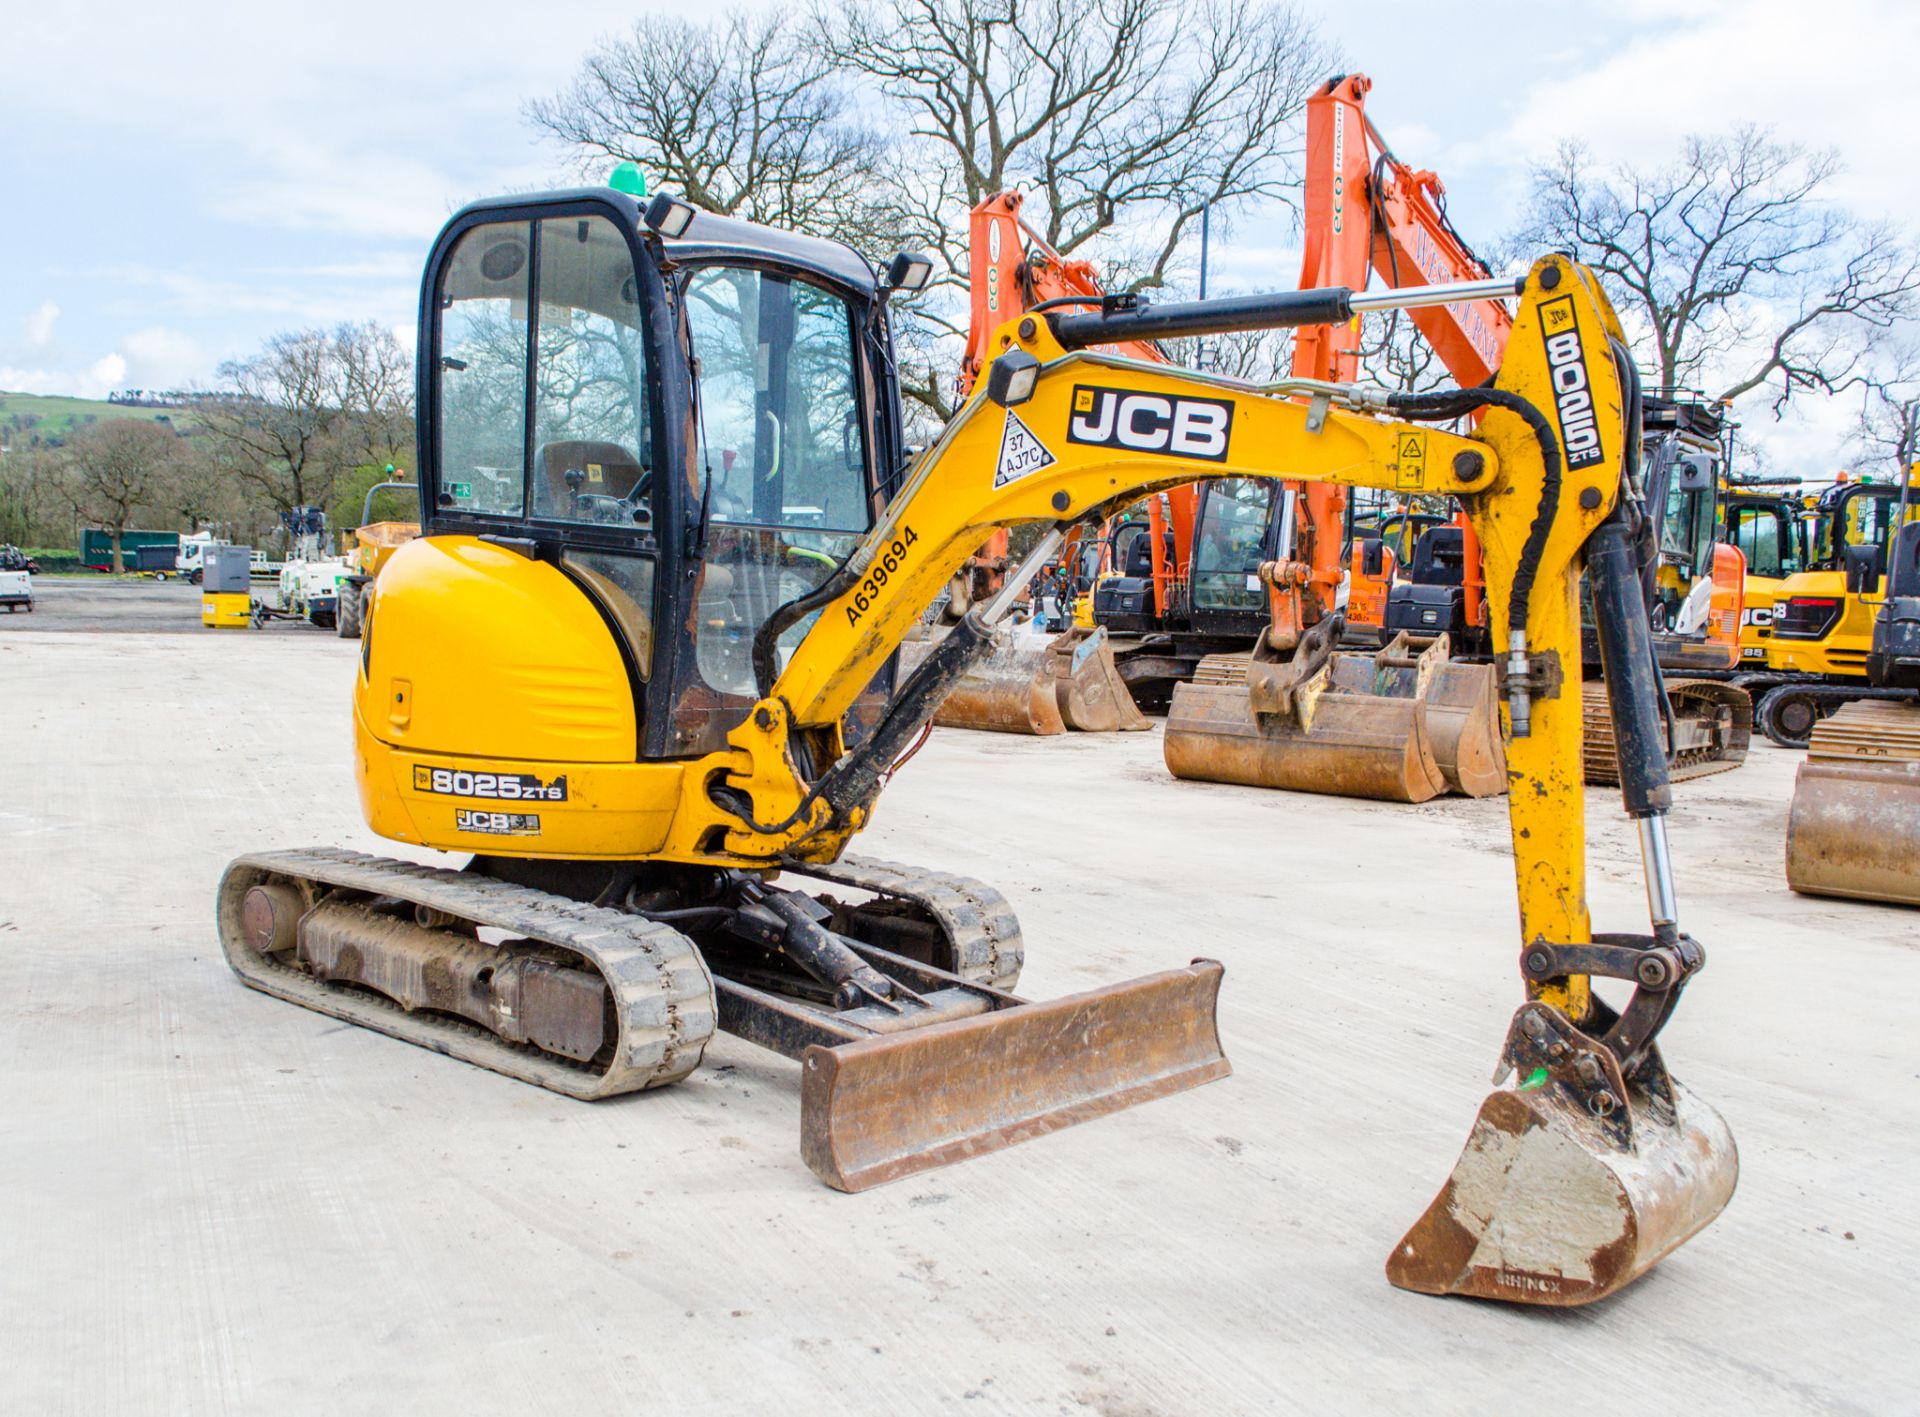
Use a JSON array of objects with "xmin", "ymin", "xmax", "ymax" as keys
[{"xmin": 1538, "ymin": 298, "xmax": 1605, "ymax": 471}]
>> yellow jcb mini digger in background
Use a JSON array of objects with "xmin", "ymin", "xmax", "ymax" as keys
[
  {"xmin": 1786, "ymin": 464, "xmax": 1920, "ymax": 904},
  {"xmin": 217, "ymin": 184, "xmax": 1735, "ymax": 1305}
]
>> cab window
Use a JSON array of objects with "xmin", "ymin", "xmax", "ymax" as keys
[
  {"xmin": 670, "ymin": 265, "xmax": 875, "ymax": 755},
  {"xmin": 531, "ymin": 215, "xmax": 654, "ymax": 530},
  {"xmin": 1192, "ymin": 479, "xmax": 1275, "ymax": 611},
  {"xmin": 436, "ymin": 222, "xmax": 532, "ymax": 516}
]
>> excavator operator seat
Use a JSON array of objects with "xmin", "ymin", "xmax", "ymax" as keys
[
  {"xmin": 1384, "ymin": 526, "xmax": 1467, "ymax": 637},
  {"xmin": 534, "ymin": 440, "xmax": 648, "ymax": 520}
]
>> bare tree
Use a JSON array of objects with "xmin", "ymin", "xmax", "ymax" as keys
[
  {"xmin": 1855, "ymin": 346, "xmax": 1920, "ymax": 474},
  {"xmin": 64, "ymin": 421, "xmax": 180, "ymax": 570},
  {"xmin": 1516, "ymin": 128, "xmax": 1920, "ymax": 411},
  {"xmin": 195, "ymin": 322, "xmax": 415, "ymax": 517},
  {"xmin": 528, "ymin": 11, "xmax": 888, "ymax": 242},
  {"xmin": 822, "ymin": 0, "xmax": 1332, "ymax": 415}
]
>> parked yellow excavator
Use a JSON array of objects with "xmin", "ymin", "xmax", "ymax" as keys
[
  {"xmin": 1786, "ymin": 463, "xmax": 1920, "ymax": 904},
  {"xmin": 217, "ymin": 184, "xmax": 1735, "ymax": 1305}
]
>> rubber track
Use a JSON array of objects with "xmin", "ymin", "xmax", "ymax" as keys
[
  {"xmin": 786, "ymin": 853, "xmax": 1026, "ymax": 991},
  {"xmin": 218, "ymin": 848, "xmax": 717, "ymax": 1099},
  {"xmin": 1580, "ymin": 679, "xmax": 1753, "ymax": 786}
]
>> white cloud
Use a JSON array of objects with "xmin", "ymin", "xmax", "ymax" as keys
[
  {"xmin": 1498, "ymin": 0, "xmax": 1920, "ymax": 229},
  {"xmin": 120, "ymin": 328, "xmax": 203, "ymax": 389},
  {"xmin": 22, "ymin": 301, "xmax": 58, "ymax": 347}
]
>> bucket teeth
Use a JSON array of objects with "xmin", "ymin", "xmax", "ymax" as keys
[{"xmin": 1387, "ymin": 1002, "xmax": 1738, "ymax": 1306}]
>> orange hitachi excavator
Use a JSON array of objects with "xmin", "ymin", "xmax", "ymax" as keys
[{"xmin": 1166, "ymin": 74, "xmax": 1751, "ymax": 796}]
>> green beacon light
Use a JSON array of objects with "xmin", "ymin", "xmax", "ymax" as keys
[{"xmin": 609, "ymin": 162, "xmax": 648, "ymax": 198}]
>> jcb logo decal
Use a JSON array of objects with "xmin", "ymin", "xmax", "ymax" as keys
[
  {"xmin": 1538, "ymin": 295, "xmax": 1605, "ymax": 471},
  {"xmin": 1067, "ymin": 385, "xmax": 1233, "ymax": 462}
]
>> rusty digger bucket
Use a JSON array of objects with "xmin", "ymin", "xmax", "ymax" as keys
[
  {"xmin": 900, "ymin": 623, "xmax": 1149, "ymax": 735},
  {"xmin": 1785, "ymin": 701, "xmax": 1920, "ymax": 905},
  {"xmin": 1164, "ymin": 626, "xmax": 1505, "ymax": 802},
  {"xmin": 1388, "ymin": 991, "xmax": 1737, "ymax": 1305}
]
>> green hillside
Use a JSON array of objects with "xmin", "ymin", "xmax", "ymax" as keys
[{"xmin": 0, "ymin": 391, "xmax": 193, "ymax": 444}]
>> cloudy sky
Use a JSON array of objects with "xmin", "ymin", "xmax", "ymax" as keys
[{"xmin": 4, "ymin": 0, "xmax": 1914, "ymax": 468}]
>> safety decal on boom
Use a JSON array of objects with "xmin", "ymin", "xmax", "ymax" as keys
[
  {"xmin": 994, "ymin": 408, "xmax": 1057, "ymax": 489},
  {"xmin": 1538, "ymin": 295, "xmax": 1605, "ymax": 471}
]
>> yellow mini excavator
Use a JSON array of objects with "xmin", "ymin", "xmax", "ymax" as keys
[{"xmin": 218, "ymin": 186, "xmax": 1736, "ymax": 1306}]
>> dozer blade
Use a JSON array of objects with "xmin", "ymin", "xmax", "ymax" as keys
[
  {"xmin": 1045, "ymin": 627, "xmax": 1151, "ymax": 732},
  {"xmin": 801, "ymin": 960, "xmax": 1228, "ymax": 1191},
  {"xmin": 1582, "ymin": 679, "xmax": 1752, "ymax": 786},
  {"xmin": 1786, "ymin": 756, "xmax": 1920, "ymax": 905},
  {"xmin": 1420, "ymin": 662, "xmax": 1506, "ymax": 797},
  {"xmin": 1164, "ymin": 652, "xmax": 1450, "ymax": 802},
  {"xmin": 901, "ymin": 626, "xmax": 1065, "ymax": 734},
  {"xmin": 1388, "ymin": 1002, "xmax": 1737, "ymax": 1306}
]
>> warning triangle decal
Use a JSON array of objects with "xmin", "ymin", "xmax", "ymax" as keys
[{"xmin": 994, "ymin": 408, "xmax": 1057, "ymax": 489}]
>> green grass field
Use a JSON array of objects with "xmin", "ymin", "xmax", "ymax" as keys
[{"xmin": 0, "ymin": 391, "xmax": 194, "ymax": 441}]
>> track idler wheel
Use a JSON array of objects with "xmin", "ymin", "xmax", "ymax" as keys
[{"xmin": 1388, "ymin": 1002, "xmax": 1737, "ymax": 1306}]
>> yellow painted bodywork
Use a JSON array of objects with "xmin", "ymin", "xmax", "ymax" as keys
[
  {"xmin": 201, "ymin": 592, "xmax": 250, "ymax": 628},
  {"xmin": 357, "ymin": 256, "xmax": 1632, "ymax": 1020}
]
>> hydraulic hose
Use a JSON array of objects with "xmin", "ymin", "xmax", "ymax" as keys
[{"xmin": 1387, "ymin": 384, "xmax": 1562, "ymax": 735}]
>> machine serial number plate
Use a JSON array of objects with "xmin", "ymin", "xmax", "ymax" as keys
[
  {"xmin": 414, "ymin": 767, "xmax": 569, "ymax": 801},
  {"xmin": 454, "ymin": 809, "xmax": 542, "ymax": 836}
]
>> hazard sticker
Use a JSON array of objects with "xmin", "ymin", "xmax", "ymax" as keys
[
  {"xmin": 994, "ymin": 408, "xmax": 1057, "ymax": 489},
  {"xmin": 1396, "ymin": 430, "xmax": 1427, "ymax": 489}
]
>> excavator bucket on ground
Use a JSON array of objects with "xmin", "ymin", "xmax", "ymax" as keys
[
  {"xmin": 900, "ymin": 624, "xmax": 1148, "ymax": 735},
  {"xmin": 1163, "ymin": 629, "xmax": 1504, "ymax": 802},
  {"xmin": 1581, "ymin": 679, "xmax": 1752, "ymax": 786},
  {"xmin": 1388, "ymin": 1000, "xmax": 1738, "ymax": 1305},
  {"xmin": 1785, "ymin": 700, "xmax": 1920, "ymax": 905}
]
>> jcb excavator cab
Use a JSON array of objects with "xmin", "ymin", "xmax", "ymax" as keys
[{"xmin": 410, "ymin": 190, "xmax": 903, "ymax": 769}]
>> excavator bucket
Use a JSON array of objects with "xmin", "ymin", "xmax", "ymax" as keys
[
  {"xmin": 1164, "ymin": 632, "xmax": 1501, "ymax": 802},
  {"xmin": 1044, "ymin": 627, "xmax": 1152, "ymax": 732},
  {"xmin": 1388, "ymin": 1002, "xmax": 1738, "ymax": 1306},
  {"xmin": 900, "ymin": 624, "xmax": 1147, "ymax": 735},
  {"xmin": 902, "ymin": 625, "xmax": 1065, "ymax": 734},
  {"xmin": 1785, "ymin": 701, "xmax": 1920, "ymax": 905},
  {"xmin": 1423, "ymin": 662, "xmax": 1508, "ymax": 797},
  {"xmin": 802, "ymin": 960, "xmax": 1229, "ymax": 1191}
]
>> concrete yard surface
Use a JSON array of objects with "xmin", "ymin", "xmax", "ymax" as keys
[{"xmin": 1, "ymin": 619, "xmax": 1913, "ymax": 1414}]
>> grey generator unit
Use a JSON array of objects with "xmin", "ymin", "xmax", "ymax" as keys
[{"xmin": 204, "ymin": 546, "xmax": 254, "ymax": 594}]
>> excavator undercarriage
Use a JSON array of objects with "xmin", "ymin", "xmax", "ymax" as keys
[{"xmin": 221, "ymin": 848, "xmax": 1226, "ymax": 1191}]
